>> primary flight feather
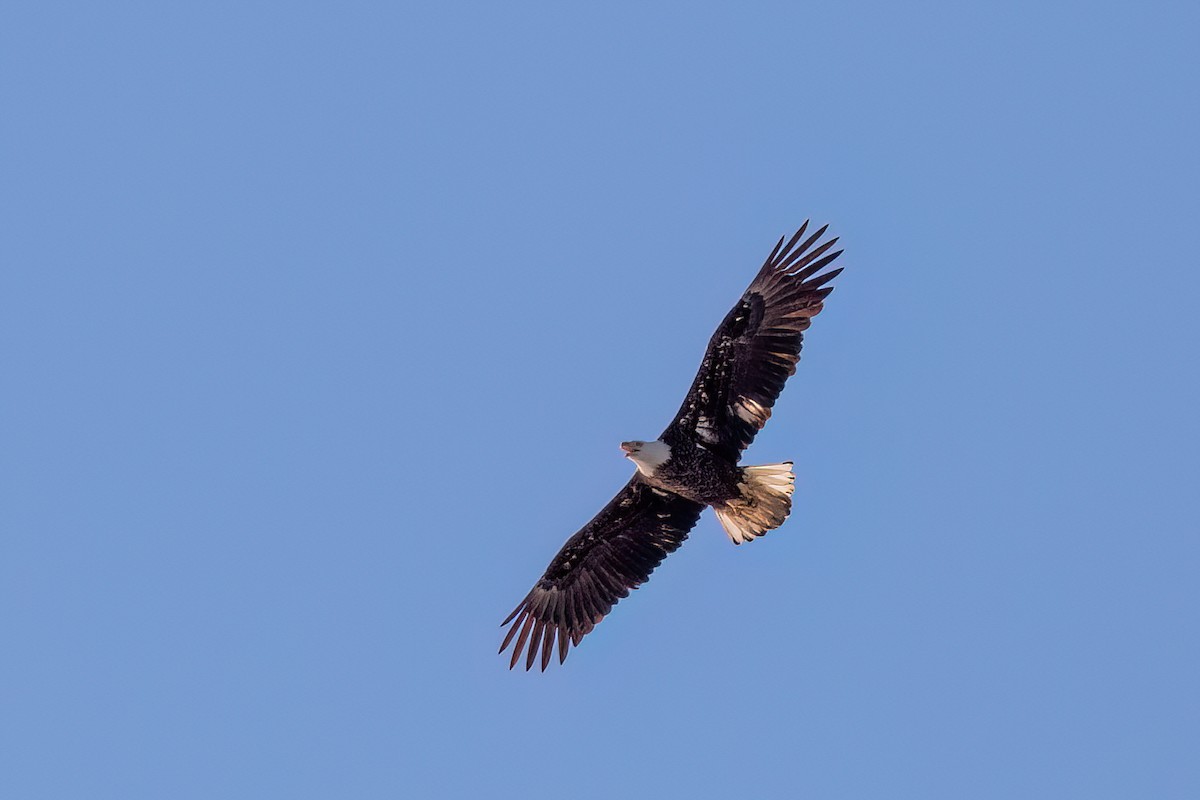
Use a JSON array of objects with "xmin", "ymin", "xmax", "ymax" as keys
[{"xmin": 501, "ymin": 222, "xmax": 844, "ymax": 671}]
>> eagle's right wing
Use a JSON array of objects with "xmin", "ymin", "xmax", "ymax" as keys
[
  {"xmin": 500, "ymin": 478, "xmax": 704, "ymax": 671},
  {"xmin": 661, "ymin": 222, "xmax": 843, "ymax": 462}
]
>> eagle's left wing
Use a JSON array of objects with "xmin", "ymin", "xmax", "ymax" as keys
[
  {"xmin": 500, "ymin": 477, "xmax": 704, "ymax": 671},
  {"xmin": 662, "ymin": 222, "xmax": 844, "ymax": 461}
]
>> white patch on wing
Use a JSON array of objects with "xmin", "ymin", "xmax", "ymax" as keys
[
  {"xmin": 734, "ymin": 397, "xmax": 770, "ymax": 426},
  {"xmin": 695, "ymin": 414, "xmax": 718, "ymax": 443}
]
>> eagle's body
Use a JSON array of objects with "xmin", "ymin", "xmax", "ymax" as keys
[
  {"xmin": 625, "ymin": 439, "xmax": 741, "ymax": 506},
  {"xmin": 501, "ymin": 222, "xmax": 844, "ymax": 670}
]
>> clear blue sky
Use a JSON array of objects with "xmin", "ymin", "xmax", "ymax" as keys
[{"xmin": 3, "ymin": 2, "xmax": 1197, "ymax": 798}]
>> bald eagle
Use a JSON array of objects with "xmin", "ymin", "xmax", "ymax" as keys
[{"xmin": 501, "ymin": 222, "xmax": 844, "ymax": 670}]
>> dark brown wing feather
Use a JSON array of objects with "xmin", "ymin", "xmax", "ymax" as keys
[
  {"xmin": 662, "ymin": 222, "xmax": 844, "ymax": 461},
  {"xmin": 499, "ymin": 478, "xmax": 704, "ymax": 671}
]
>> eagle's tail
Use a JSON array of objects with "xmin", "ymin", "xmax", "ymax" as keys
[{"xmin": 714, "ymin": 462, "xmax": 795, "ymax": 545}]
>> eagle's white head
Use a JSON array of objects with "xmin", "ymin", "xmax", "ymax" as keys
[{"xmin": 620, "ymin": 439, "xmax": 672, "ymax": 477}]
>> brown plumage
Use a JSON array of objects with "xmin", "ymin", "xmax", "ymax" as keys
[{"xmin": 501, "ymin": 222, "xmax": 844, "ymax": 670}]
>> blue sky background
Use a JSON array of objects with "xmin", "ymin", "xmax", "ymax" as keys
[{"xmin": 3, "ymin": 2, "xmax": 1198, "ymax": 797}]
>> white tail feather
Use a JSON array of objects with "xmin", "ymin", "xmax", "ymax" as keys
[{"xmin": 715, "ymin": 462, "xmax": 795, "ymax": 545}]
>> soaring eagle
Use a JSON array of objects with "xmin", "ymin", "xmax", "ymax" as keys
[{"xmin": 501, "ymin": 222, "xmax": 844, "ymax": 670}]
